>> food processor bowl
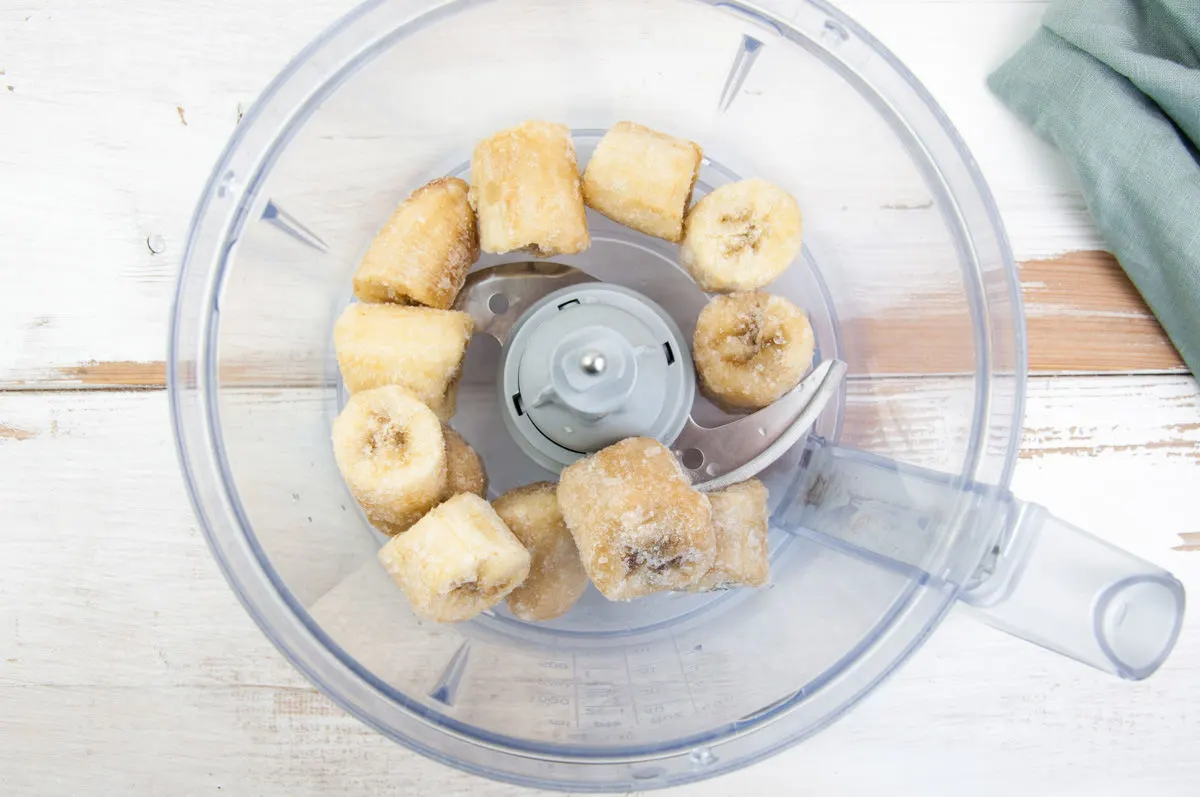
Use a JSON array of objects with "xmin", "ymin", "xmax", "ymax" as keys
[{"xmin": 169, "ymin": 0, "xmax": 1185, "ymax": 790}]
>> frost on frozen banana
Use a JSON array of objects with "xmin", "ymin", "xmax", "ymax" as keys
[
  {"xmin": 582, "ymin": 121, "xmax": 703, "ymax": 243},
  {"xmin": 693, "ymin": 291, "xmax": 814, "ymax": 411},
  {"xmin": 690, "ymin": 479, "xmax": 770, "ymax": 591},
  {"xmin": 493, "ymin": 482, "xmax": 588, "ymax": 621},
  {"xmin": 469, "ymin": 121, "xmax": 590, "ymax": 256},
  {"xmin": 334, "ymin": 302, "xmax": 473, "ymax": 421},
  {"xmin": 557, "ymin": 437, "xmax": 715, "ymax": 601},
  {"xmin": 681, "ymin": 178, "xmax": 803, "ymax": 292},
  {"xmin": 332, "ymin": 385, "xmax": 448, "ymax": 536},
  {"xmin": 442, "ymin": 426, "xmax": 488, "ymax": 500},
  {"xmin": 377, "ymin": 493, "xmax": 531, "ymax": 623},
  {"xmin": 352, "ymin": 177, "xmax": 480, "ymax": 310}
]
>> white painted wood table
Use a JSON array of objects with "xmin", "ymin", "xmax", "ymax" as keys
[{"xmin": 2, "ymin": 1, "xmax": 1198, "ymax": 794}]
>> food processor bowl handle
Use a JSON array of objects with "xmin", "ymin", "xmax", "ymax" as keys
[
  {"xmin": 960, "ymin": 501, "xmax": 1185, "ymax": 680},
  {"xmin": 788, "ymin": 440, "xmax": 1185, "ymax": 681}
]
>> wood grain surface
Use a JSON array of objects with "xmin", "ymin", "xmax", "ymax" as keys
[
  {"xmin": 1021, "ymin": 251, "xmax": 1185, "ymax": 373},
  {"xmin": 1, "ymin": 250, "xmax": 1181, "ymax": 391},
  {"xmin": 1, "ymin": 0, "xmax": 1198, "ymax": 795},
  {"xmin": 1, "ymin": 379, "xmax": 1196, "ymax": 795}
]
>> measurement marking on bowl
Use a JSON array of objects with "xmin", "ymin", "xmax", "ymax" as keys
[
  {"xmin": 718, "ymin": 35, "xmax": 764, "ymax": 113},
  {"xmin": 261, "ymin": 199, "xmax": 329, "ymax": 252},
  {"xmin": 429, "ymin": 640, "xmax": 471, "ymax": 706}
]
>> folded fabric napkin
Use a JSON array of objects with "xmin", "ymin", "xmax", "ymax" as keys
[{"xmin": 989, "ymin": 0, "xmax": 1200, "ymax": 377}]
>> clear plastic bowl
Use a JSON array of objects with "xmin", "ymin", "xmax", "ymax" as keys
[{"xmin": 169, "ymin": 0, "xmax": 1181, "ymax": 791}]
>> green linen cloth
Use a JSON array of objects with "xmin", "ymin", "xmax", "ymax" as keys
[{"xmin": 989, "ymin": 0, "xmax": 1200, "ymax": 376}]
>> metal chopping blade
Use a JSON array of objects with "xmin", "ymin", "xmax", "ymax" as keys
[{"xmin": 455, "ymin": 262, "xmax": 846, "ymax": 488}]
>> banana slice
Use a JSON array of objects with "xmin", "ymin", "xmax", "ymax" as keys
[
  {"xmin": 469, "ymin": 121, "xmax": 590, "ymax": 257},
  {"xmin": 353, "ymin": 177, "xmax": 480, "ymax": 310},
  {"xmin": 693, "ymin": 291, "xmax": 815, "ymax": 411},
  {"xmin": 443, "ymin": 426, "xmax": 488, "ymax": 499},
  {"xmin": 558, "ymin": 437, "xmax": 715, "ymax": 601},
  {"xmin": 680, "ymin": 178, "xmax": 803, "ymax": 292},
  {"xmin": 332, "ymin": 385, "xmax": 448, "ymax": 535},
  {"xmin": 493, "ymin": 482, "xmax": 588, "ymax": 621},
  {"xmin": 334, "ymin": 302, "xmax": 473, "ymax": 421},
  {"xmin": 690, "ymin": 479, "xmax": 770, "ymax": 591},
  {"xmin": 377, "ymin": 493, "xmax": 531, "ymax": 622},
  {"xmin": 582, "ymin": 121, "xmax": 703, "ymax": 243},
  {"xmin": 369, "ymin": 426, "xmax": 485, "ymax": 537}
]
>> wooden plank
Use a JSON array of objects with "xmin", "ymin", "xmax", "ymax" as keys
[
  {"xmin": 841, "ymin": 372, "xmax": 1200, "ymax": 479},
  {"xmin": 1176, "ymin": 533, "xmax": 1200, "ymax": 552},
  {"xmin": 0, "ymin": 0, "xmax": 345, "ymax": 391},
  {"xmin": 842, "ymin": 0, "xmax": 1107, "ymax": 262},
  {"xmin": 5, "ymin": 249, "xmax": 1181, "ymax": 391},
  {"xmin": 1021, "ymin": 251, "xmax": 1185, "ymax": 373},
  {"xmin": 2, "ymin": 0, "xmax": 1175, "ymax": 392},
  {"xmin": 0, "ymin": 379, "xmax": 1195, "ymax": 792},
  {"xmin": 842, "ymin": 251, "xmax": 1184, "ymax": 377},
  {"xmin": 47, "ymin": 360, "xmax": 169, "ymax": 389},
  {"xmin": 1, "ymin": 378, "xmax": 1196, "ymax": 793}
]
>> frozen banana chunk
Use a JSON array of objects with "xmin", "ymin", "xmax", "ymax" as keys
[
  {"xmin": 582, "ymin": 121, "xmax": 703, "ymax": 243},
  {"xmin": 681, "ymin": 178, "xmax": 803, "ymax": 292},
  {"xmin": 690, "ymin": 480, "xmax": 770, "ymax": 591},
  {"xmin": 334, "ymin": 302, "xmax": 473, "ymax": 421},
  {"xmin": 558, "ymin": 437, "xmax": 715, "ymax": 601},
  {"xmin": 332, "ymin": 385, "xmax": 448, "ymax": 535},
  {"xmin": 493, "ymin": 482, "xmax": 588, "ymax": 621},
  {"xmin": 371, "ymin": 426, "xmax": 485, "ymax": 536},
  {"xmin": 443, "ymin": 426, "xmax": 488, "ymax": 499},
  {"xmin": 377, "ymin": 493, "xmax": 531, "ymax": 622},
  {"xmin": 353, "ymin": 177, "xmax": 480, "ymax": 310},
  {"xmin": 469, "ymin": 121, "xmax": 590, "ymax": 256},
  {"xmin": 693, "ymin": 291, "xmax": 814, "ymax": 411}
]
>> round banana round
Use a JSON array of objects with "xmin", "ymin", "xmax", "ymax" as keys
[
  {"xmin": 377, "ymin": 493, "xmax": 531, "ymax": 623},
  {"xmin": 333, "ymin": 303, "xmax": 473, "ymax": 422},
  {"xmin": 352, "ymin": 176, "xmax": 479, "ymax": 309},
  {"xmin": 332, "ymin": 385, "xmax": 448, "ymax": 535},
  {"xmin": 690, "ymin": 479, "xmax": 770, "ymax": 592},
  {"xmin": 493, "ymin": 482, "xmax": 589, "ymax": 622},
  {"xmin": 680, "ymin": 178, "xmax": 803, "ymax": 293},
  {"xmin": 692, "ymin": 291, "xmax": 815, "ymax": 411},
  {"xmin": 558, "ymin": 437, "xmax": 715, "ymax": 601}
]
